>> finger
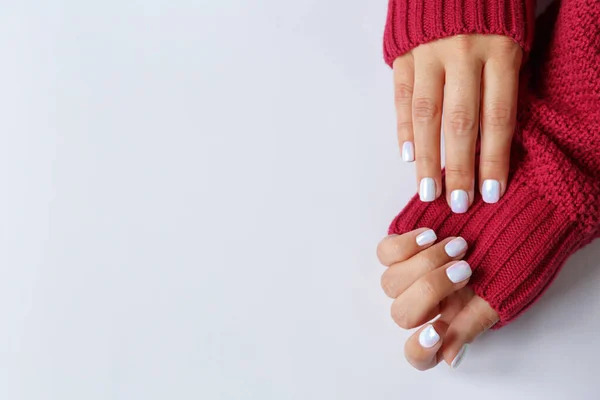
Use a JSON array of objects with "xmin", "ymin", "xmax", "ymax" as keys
[
  {"xmin": 381, "ymin": 236, "xmax": 468, "ymax": 298},
  {"xmin": 376, "ymin": 228, "xmax": 437, "ymax": 267},
  {"xmin": 441, "ymin": 295, "xmax": 499, "ymax": 369},
  {"xmin": 411, "ymin": 50, "xmax": 444, "ymax": 202},
  {"xmin": 443, "ymin": 59, "xmax": 483, "ymax": 213},
  {"xmin": 393, "ymin": 56, "xmax": 415, "ymax": 163},
  {"xmin": 479, "ymin": 58, "xmax": 519, "ymax": 204},
  {"xmin": 391, "ymin": 260, "xmax": 472, "ymax": 329},
  {"xmin": 404, "ymin": 321, "xmax": 449, "ymax": 371},
  {"xmin": 437, "ymin": 287, "xmax": 474, "ymax": 325}
]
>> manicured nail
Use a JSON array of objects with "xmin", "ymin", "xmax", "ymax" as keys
[
  {"xmin": 419, "ymin": 178, "xmax": 436, "ymax": 202},
  {"xmin": 482, "ymin": 180, "xmax": 500, "ymax": 204},
  {"xmin": 444, "ymin": 237, "xmax": 468, "ymax": 257},
  {"xmin": 419, "ymin": 325, "xmax": 440, "ymax": 348},
  {"xmin": 402, "ymin": 141, "xmax": 415, "ymax": 162},
  {"xmin": 450, "ymin": 190, "xmax": 469, "ymax": 213},
  {"xmin": 451, "ymin": 345, "xmax": 467, "ymax": 369},
  {"xmin": 446, "ymin": 261, "xmax": 472, "ymax": 283},
  {"xmin": 415, "ymin": 229, "xmax": 437, "ymax": 246}
]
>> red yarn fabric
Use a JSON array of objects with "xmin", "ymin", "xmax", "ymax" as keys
[
  {"xmin": 385, "ymin": 0, "xmax": 600, "ymax": 328},
  {"xmin": 383, "ymin": 0, "xmax": 536, "ymax": 66}
]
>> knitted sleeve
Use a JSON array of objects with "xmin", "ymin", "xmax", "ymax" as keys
[
  {"xmin": 386, "ymin": 0, "xmax": 600, "ymax": 327},
  {"xmin": 383, "ymin": 0, "xmax": 537, "ymax": 66}
]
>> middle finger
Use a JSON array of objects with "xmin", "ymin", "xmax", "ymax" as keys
[{"xmin": 443, "ymin": 59, "xmax": 483, "ymax": 213}]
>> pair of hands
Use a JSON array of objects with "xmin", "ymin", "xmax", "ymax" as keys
[
  {"xmin": 393, "ymin": 34, "xmax": 522, "ymax": 212},
  {"xmin": 377, "ymin": 229, "xmax": 498, "ymax": 370},
  {"xmin": 382, "ymin": 34, "xmax": 523, "ymax": 370}
]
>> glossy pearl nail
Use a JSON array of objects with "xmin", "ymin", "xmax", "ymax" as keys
[
  {"xmin": 451, "ymin": 345, "xmax": 467, "ymax": 369},
  {"xmin": 482, "ymin": 179, "xmax": 500, "ymax": 203},
  {"xmin": 444, "ymin": 237, "xmax": 468, "ymax": 257},
  {"xmin": 402, "ymin": 141, "xmax": 415, "ymax": 162},
  {"xmin": 446, "ymin": 261, "xmax": 472, "ymax": 283},
  {"xmin": 419, "ymin": 325, "xmax": 440, "ymax": 348},
  {"xmin": 415, "ymin": 229, "xmax": 437, "ymax": 246},
  {"xmin": 419, "ymin": 178, "xmax": 436, "ymax": 202},
  {"xmin": 450, "ymin": 190, "xmax": 469, "ymax": 213}
]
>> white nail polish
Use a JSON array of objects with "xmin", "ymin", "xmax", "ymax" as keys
[
  {"xmin": 402, "ymin": 141, "xmax": 415, "ymax": 162},
  {"xmin": 450, "ymin": 190, "xmax": 469, "ymax": 213},
  {"xmin": 451, "ymin": 345, "xmax": 467, "ymax": 369},
  {"xmin": 482, "ymin": 180, "xmax": 500, "ymax": 204},
  {"xmin": 446, "ymin": 261, "xmax": 472, "ymax": 283},
  {"xmin": 419, "ymin": 178, "xmax": 436, "ymax": 202},
  {"xmin": 444, "ymin": 237, "xmax": 468, "ymax": 257},
  {"xmin": 419, "ymin": 325, "xmax": 440, "ymax": 348},
  {"xmin": 415, "ymin": 229, "xmax": 437, "ymax": 246}
]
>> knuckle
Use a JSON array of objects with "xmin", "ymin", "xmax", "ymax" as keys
[
  {"xmin": 479, "ymin": 155, "xmax": 506, "ymax": 171},
  {"xmin": 415, "ymin": 154, "xmax": 437, "ymax": 169},
  {"xmin": 376, "ymin": 240, "xmax": 392, "ymax": 264},
  {"xmin": 490, "ymin": 37, "xmax": 522, "ymax": 60},
  {"xmin": 413, "ymin": 97, "xmax": 439, "ymax": 121},
  {"xmin": 380, "ymin": 272, "xmax": 398, "ymax": 298},
  {"xmin": 394, "ymin": 83, "xmax": 414, "ymax": 105},
  {"xmin": 419, "ymin": 278, "xmax": 439, "ymax": 302},
  {"xmin": 445, "ymin": 164, "xmax": 471, "ymax": 180},
  {"xmin": 391, "ymin": 299, "xmax": 411, "ymax": 329},
  {"xmin": 483, "ymin": 102, "xmax": 512, "ymax": 128},
  {"xmin": 465, "ymin": 302, "xmax": 497, "ymax": 334},
  {"xmin": 447, "ymin": 108, "xmax": 477, "ymax": 136},
  {"xmin": 452, "ymin": 34, "xmax": 474, "ymax": 54},
  {"xmin": 413, "ymin": 252, "xmax": 437, "ymax": 272},
  {"xmin": 376, "ymin": 238, "xmax": 407, "ymax": 265},
  {"xmin": 396, "ymin": 120, "xmax": 413, "ymax": 137}
]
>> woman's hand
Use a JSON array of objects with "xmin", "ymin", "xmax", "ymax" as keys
[
  {"xmin": 393, "ymin": 35, "xmax": 522, "ymax": 212},
  {"xmin": 377, "ymin": 229, "xmax": 499, "ymax": 370}
]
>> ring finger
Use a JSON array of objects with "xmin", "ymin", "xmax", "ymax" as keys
[
  {"xmin": 391, "ymin": 260, "xmax": 473, "ymax": 329},
  {"xmin": 443, "ymin": 59, "xmax": 483, "ymax": 213}
]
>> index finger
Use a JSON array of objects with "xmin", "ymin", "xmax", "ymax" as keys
[{"xmin": 376, "ymin": 228, "xmax": 438, "ymax": 267}]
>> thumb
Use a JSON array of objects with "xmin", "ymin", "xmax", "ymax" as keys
[{"xmin": 441, "ymin": 295, "xmax": 499, "ymax": 369}]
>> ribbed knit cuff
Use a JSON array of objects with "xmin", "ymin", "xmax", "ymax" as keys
[
  {"xmin": 387, "ymin": 170, "xmax": 588, "ymax": 328},
  {"xmin": 383, "ymin": 0, "xmax": 536, "ymax": 66}
]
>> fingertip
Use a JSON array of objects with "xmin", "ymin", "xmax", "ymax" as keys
[
  {"xmin": 415, "ymin": 228, "xmax": 437, "ymax": 247},
  {"xmin": 405, "ymin": 321, "xmax": 449, "ymax": 371},
  {"xmin": 450, "ymin": 344, "xmax": 468, "ymax": 369},
  {"xmin": 481, "ymin": 179, "xmax": 502, "ymax": 204}
]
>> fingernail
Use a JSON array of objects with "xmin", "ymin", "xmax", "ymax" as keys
[
  {"xmin": 450, "ymin": 190, "xmax": 469, "ymax": 213},
  {"xmin": 482, "ymin": 180, "xmax": 500, "ymax": 204},
  {"xmin": 444, "ymin": 237, "xmax": 468, "ymax": 257},
  {"xmin": 446, "ymin": 261, "xmax": 472, "ymax": 283},
  {"xmin": 419, "ymin": 325, "xmax": 440, "ymax": 348},
  {"xmin": 419, "ymin": 178, "xmax": 436, "ymax": 202},
  {"xmin": 415, "ymin": 229, "xmax": 437, "ymax": 246},
  {"xmin": 451, "ymin": 345, "xmax": 467, "ymax": 369},
  {"xmin": 402, "ymin": 141, "xmax": 415, "ymax": 162}
]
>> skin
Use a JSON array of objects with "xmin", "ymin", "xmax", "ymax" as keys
[
  {"xmin": 393, "ymin": 34, "xmax": 522, "ymax": 210},
  {"xmin": 376, "ymin": 228, "xmax": 499, "ymax": 370}
]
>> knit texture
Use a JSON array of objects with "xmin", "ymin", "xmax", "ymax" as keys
[
  {"xmin": 387, "ymin": 0, "xmax": 600, "ymax": 328},
  {"xmin": 383, "ymin": 0, "xmax": 537, "ymax": 66}
]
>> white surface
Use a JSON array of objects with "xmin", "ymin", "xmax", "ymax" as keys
[{"xmin": 3, "ymin": 0, "xmax": 600, "ymax": 399}]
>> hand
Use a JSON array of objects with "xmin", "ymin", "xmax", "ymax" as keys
[
  {"xmin": 376, "ymin": 228, "xmax": 499, "ymax": 370},
  {"xmin": 393, "ymin": 35, "xmax": 522, "ymax": 212}
]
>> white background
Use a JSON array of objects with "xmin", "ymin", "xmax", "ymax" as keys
[{"xmin": 3, "ymin": 0, "xmax": 600, "ymax": 399}]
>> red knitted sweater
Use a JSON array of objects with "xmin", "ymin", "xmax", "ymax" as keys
[{"xmin": 384, "ymin": 0, "xmax": 600, "ymax": 327}]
